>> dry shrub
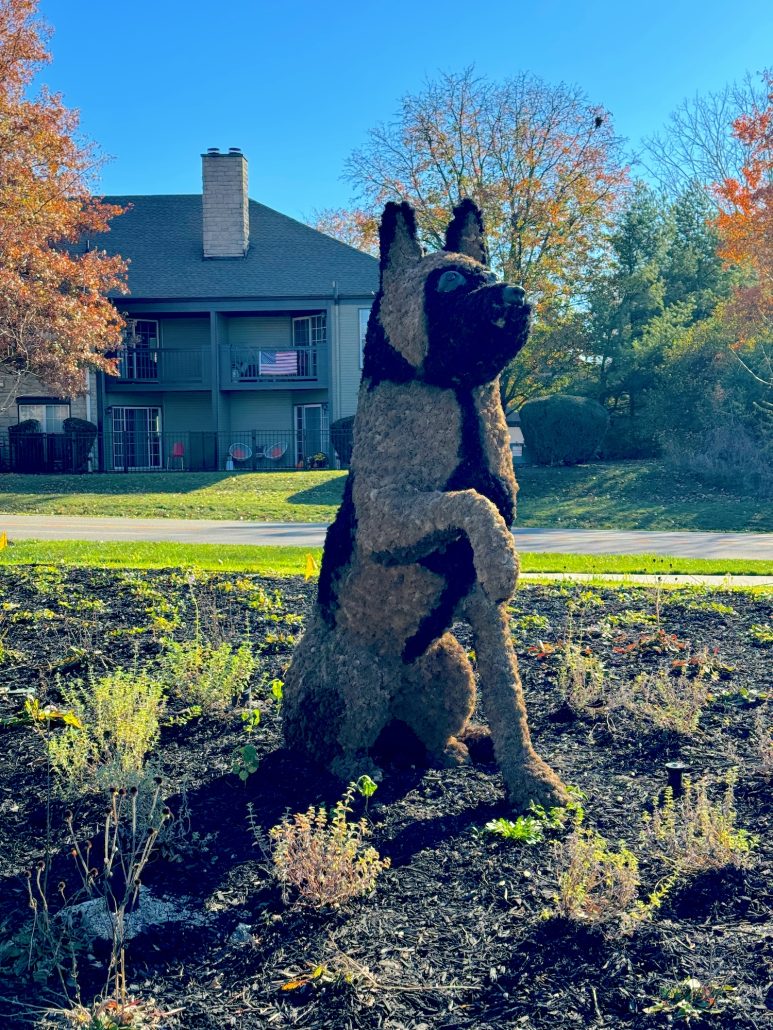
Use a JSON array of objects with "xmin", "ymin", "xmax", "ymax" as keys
[
  {"xmin": 269, "ymin": 784, "xmax": 390, "ymax": 908},
  {"xmin": 158, "ymin": 638, "xmax": 254, "ymax": 711},
  {"xmin": 663, "ymin": 424, "xmax": 773, "ymax": 498},
  {"xmin": 642, "ymin": 772, "xmax": 758, "ymax": 875},
  {"xmin": 557, "ymin": 639, "xmax": 607, "ymax": 715},
  {"xmin": 553, "ymin": 827, "xmax": 640, "ymax": 922},
  {"xmin": 45, "ymin": 670, "xmax": 164, "ymax": 789},
  {"xmin": 624, "ymin": 667, "xmax": 709, "ymax": 735}
]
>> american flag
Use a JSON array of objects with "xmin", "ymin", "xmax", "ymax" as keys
[{"xmin": 259, "ymin": 350, "xmax": 298, "ymax": 376}]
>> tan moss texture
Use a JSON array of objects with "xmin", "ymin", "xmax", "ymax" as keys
[{"xmin": 283, "ymin": 200, "xmax": 567, "ymax": 810}]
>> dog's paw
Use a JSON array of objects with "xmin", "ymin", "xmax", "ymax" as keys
[{"xmin": 504, "ymin": 761, "xmax": 570, "ymax": 812}]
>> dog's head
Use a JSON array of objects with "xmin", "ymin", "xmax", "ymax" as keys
[{"xmin": 362, "ymin": 200, "xmax": 531, "ymax": 389}]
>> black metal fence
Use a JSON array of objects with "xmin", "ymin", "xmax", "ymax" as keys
[{"xmin": 0, "ymin": 429, "xmax": 338, "ymax": 474}]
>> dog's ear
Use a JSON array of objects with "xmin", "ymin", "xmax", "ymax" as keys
[
  {"xmin": 444, "ymin": 199, "xmax": 488, "ymax": 265},
  {"xmin": 379, "ymin": 202, "xmax": 422, "ymax": 277}
]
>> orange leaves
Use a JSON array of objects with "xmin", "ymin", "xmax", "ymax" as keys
[
  {"xmin": 343, "ymin": 69, "xmax": 628, "ymax": 315},
  {"xmin": 311, "ymin": 206, "xmax": 379, "ymax": 255},
  {"xmin": 0, "ymin": 0, "xmax": 127, "ymax": 397},
  {"xmin": 713, "ymin": 73, "xmax": 773, "ymax": 346}
]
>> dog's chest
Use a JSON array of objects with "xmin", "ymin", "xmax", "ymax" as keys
[{"xmin": 355, "ymin": 380, "xmax": 465, "ymax": 489}]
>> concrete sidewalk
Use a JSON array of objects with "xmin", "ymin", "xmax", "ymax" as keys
[{"xmin": 1, "ymin": 513, "xmax": 771, "ymax": 559}]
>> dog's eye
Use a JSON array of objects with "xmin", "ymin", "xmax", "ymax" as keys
[{"xmin": 437, "ymin": 270, "xmax": 467, "ymax": 293}]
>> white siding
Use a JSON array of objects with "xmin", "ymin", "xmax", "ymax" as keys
[
  {"xmin": 335, "ymin": 303, "xmax": 367, "ymax": 420},
  {"xmin": 0, "ymin": 371, "xmax": 92, "ymax": 431}
]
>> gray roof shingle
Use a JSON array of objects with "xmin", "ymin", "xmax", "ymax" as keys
[{"xmin": 87, "ymin": 195, "xmax": 378, "ymax": 301}]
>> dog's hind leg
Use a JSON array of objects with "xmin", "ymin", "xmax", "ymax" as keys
[
  {"xmin": 463, "ymin": 586, "xmax": 568, "ymax": 810},
  {"xmin": 283, "ymin": 613, "xmax": 394, "ymax": 780},
  {"xmin": 392, "ymin": 632, "xmax": 476, "ymax": 766}
]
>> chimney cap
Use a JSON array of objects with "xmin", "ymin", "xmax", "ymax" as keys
[
  {"xmin": 207, "ymin": 147, "xmax": 220, "ymax": 155},
  {"xmin": 228, "ymin": 147, "xmax": 242, "ymax": 154}
]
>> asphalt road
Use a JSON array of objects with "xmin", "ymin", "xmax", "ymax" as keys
[{"xmin": 1, "ymin": 514, "xmax": 771, "ymax": 559}]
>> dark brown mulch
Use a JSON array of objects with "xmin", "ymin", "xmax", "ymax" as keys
[{"xmin": 0, "ymin": 566, "xmax": 771, "ymax": 1029}]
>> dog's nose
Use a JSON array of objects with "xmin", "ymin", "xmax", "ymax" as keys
[{"xmin": 502, "ymin": 285, "xmax": 526, "ymax": 306}]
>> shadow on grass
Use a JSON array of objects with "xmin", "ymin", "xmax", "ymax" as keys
[
  {"xmin": 288, "ymin": 476, "xmax": 347, "ymax": 507},
  {"xmin": 0, "ymin": 472, "xmax": 239, "ymax": 500}
]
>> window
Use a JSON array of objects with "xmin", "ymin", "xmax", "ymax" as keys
[
  {"xmin": 358, "ymin": 308, "xmax": 370, "ymax": 368},
  {"xmin": 18, "ymin": 399, "xmax": 70, "ymax": 433},
  {"xmin": 292, "ymin": 314, "xmax": 326, "ymax": 350},
  {"xmin": 121, "ymin": 320, "xmax": 160, "ymax": 380},
  {"xmin": 291, "ymin": 314, "xmax": 325, "ymax": 378},
  {"xmin": 111, "ymin": 406, "xmax": 162, "ymax": 470},
  {"xmin": 294, "ymin": 403, "xmax": 329, "ymax": 466},
  {"xmin": 125, "ymin": 319, "xmax": 159, "ymax": 348}
]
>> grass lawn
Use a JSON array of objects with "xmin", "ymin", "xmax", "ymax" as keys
[
  {"xmin": 0, "ymin": 460, "xmax": 769, "ymax": 531},
  {"xmin": 0, "ymin": 539, "xmax": 771, "ymax": 578}
]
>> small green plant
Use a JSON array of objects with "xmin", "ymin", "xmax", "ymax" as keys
[
  {"xmin": 485, "ymin": 815, "xmax": 545, "ymax": 844},
  {"xmin": 558, "ymin": 638, "xmax": 607, "ymax": 715},
  {"xmin": 43, "ymin": 671, "xmax": 164, "ymax": 789},
  {"xmin": 575, "ymin": 589, "xmax": 605, "ymax": 611},
  {"xmin": 684, "ymin": 599, "xmax": 737, "ymax": 616},
  {"xmin": 159, "ymin": 638, "xmax": 255, "ymax": 710},
  {"xmin": 642, "ymin": 771, "xmax": 758, "ymax": 875},
  {"xmin": 670, "ymin": 648, "xmax": 734, "ymax": 681},
  {"xmin": 59, "ymin": 995, "xmax": 167, "ymax": 1027},
  {"xmin": 355, "ymin": 774, "xmax": 378, "ymax": 815},
  {"xmin": 162, "ymin": 704, "xmax": 203, "ymax": 727},
  {"xmin": 513, "ymin": 613, "xmax": 551, "ymax": 635},
  {"xmin": 644, "ymin": 977, "xmax": 735, "ymax": 1021},
  {"xmin": 603, "ymin": 609, "xmax": 658, "ymax": 629},
  {"xmin": 262, "ymin": 630, "xmax": 298, "ymax": 653},
  {"xmin": 626, "ymin": 667, "xmax": 709, "ymax": 735},
  {"xmin": 485, "ymin": 800, "xmax": 575, "ymax": 845},
  {"xmin": 269, "ymin": 677, "xmax": 284, "ymax": 704},
  {"xmin": 553, "ymin": 826, "xmax": 640, "ymax": 922},
  {"xmin": 267, "ymin": 783, "xmax": 390, "ymax": 907},
  {"xmin": 749, "ymin": 622, "xmax": 773, "ymax": 647},
  {"xmin": 232, "ymin": 708, "xmax": 261, "ymax": 781}
]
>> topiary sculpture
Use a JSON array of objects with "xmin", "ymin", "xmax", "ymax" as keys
[
  {"xmin": 62, "ymin": 417, "xmax": 97, "ymax": 472},
  {"xmin": 520, "ymin": 394, "xmax": 608, "ymax": 465},
  {"xmin": 283, "ymin": 201, "xmax": 567, "ymax": 810}
]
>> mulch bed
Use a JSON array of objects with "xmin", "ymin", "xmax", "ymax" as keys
[{"xmin": 0, "ymin": 566, "xmax": 771, "ymax": 1028}]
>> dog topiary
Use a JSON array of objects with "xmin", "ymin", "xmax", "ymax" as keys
[{"xmin": 283, "ymin": 200, "xmax": 567, "ymax": 810}]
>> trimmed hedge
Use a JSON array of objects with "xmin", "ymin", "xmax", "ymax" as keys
[
  {"xmin": 331, "ymin": 416, "xmax": 355, "ymax": 467},
  {"xmin": 63, "ymin": 417, "xmax": 98, "ymax": 472},
  {"xmin": 520, "ymin": 395, "xmax": 608, "ymax": 465}
]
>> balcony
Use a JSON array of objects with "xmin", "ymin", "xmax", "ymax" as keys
[
  {"xmin": 108, "ymin": 347, "xmax": 210, "ymax": 390},
  {"xmin": 223, "ymin": 345, "xmax": 327, "ymax": 390}
]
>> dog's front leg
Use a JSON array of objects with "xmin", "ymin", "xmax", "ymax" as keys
[
  {"xmin": 362, "ymin": 488, "xmax": 518, "ymax": 602},
  {"xmin": 463, "ymin": 586, "xmax": 569, "ymax": 811}
]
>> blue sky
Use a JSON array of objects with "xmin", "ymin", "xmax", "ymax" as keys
[{"xmin": 37, "ymin": 0, "xmax": 773, "ymax": 221}]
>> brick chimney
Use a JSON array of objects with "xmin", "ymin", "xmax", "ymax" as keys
[{"xmin": 201, "ymin": 148, "xmax": 249, "ymax": 258}]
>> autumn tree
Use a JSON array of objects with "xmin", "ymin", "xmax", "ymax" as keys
[
  {"xmin": 0, "ymin": 0, "xmax": 126, "ymax": 407},
  {"xmin": 316, "ymin": 69, "xmax": 628, "ymax": 409},
  {"xmin": 713, "ymin": 72, "xmax": 773, "ymax": 386},
  {"xmin": 641, "ymin": 74, "xmax": 768, "ymax": 199},
  {"xmin": 310, "ymin": 206, "xmax": 378, "ymax": 255}
]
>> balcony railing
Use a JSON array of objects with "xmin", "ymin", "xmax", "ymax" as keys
[
  {"xmin": 227, "ymin": 345, "xmax": 326, "ymax": 386},
  {"xmin": 0, "ymin": 429, "xmax": 336, "ymax": 473},
  {"xmin": 115, "ymin": 347, "xmax": 207, "ymax": 385}
]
